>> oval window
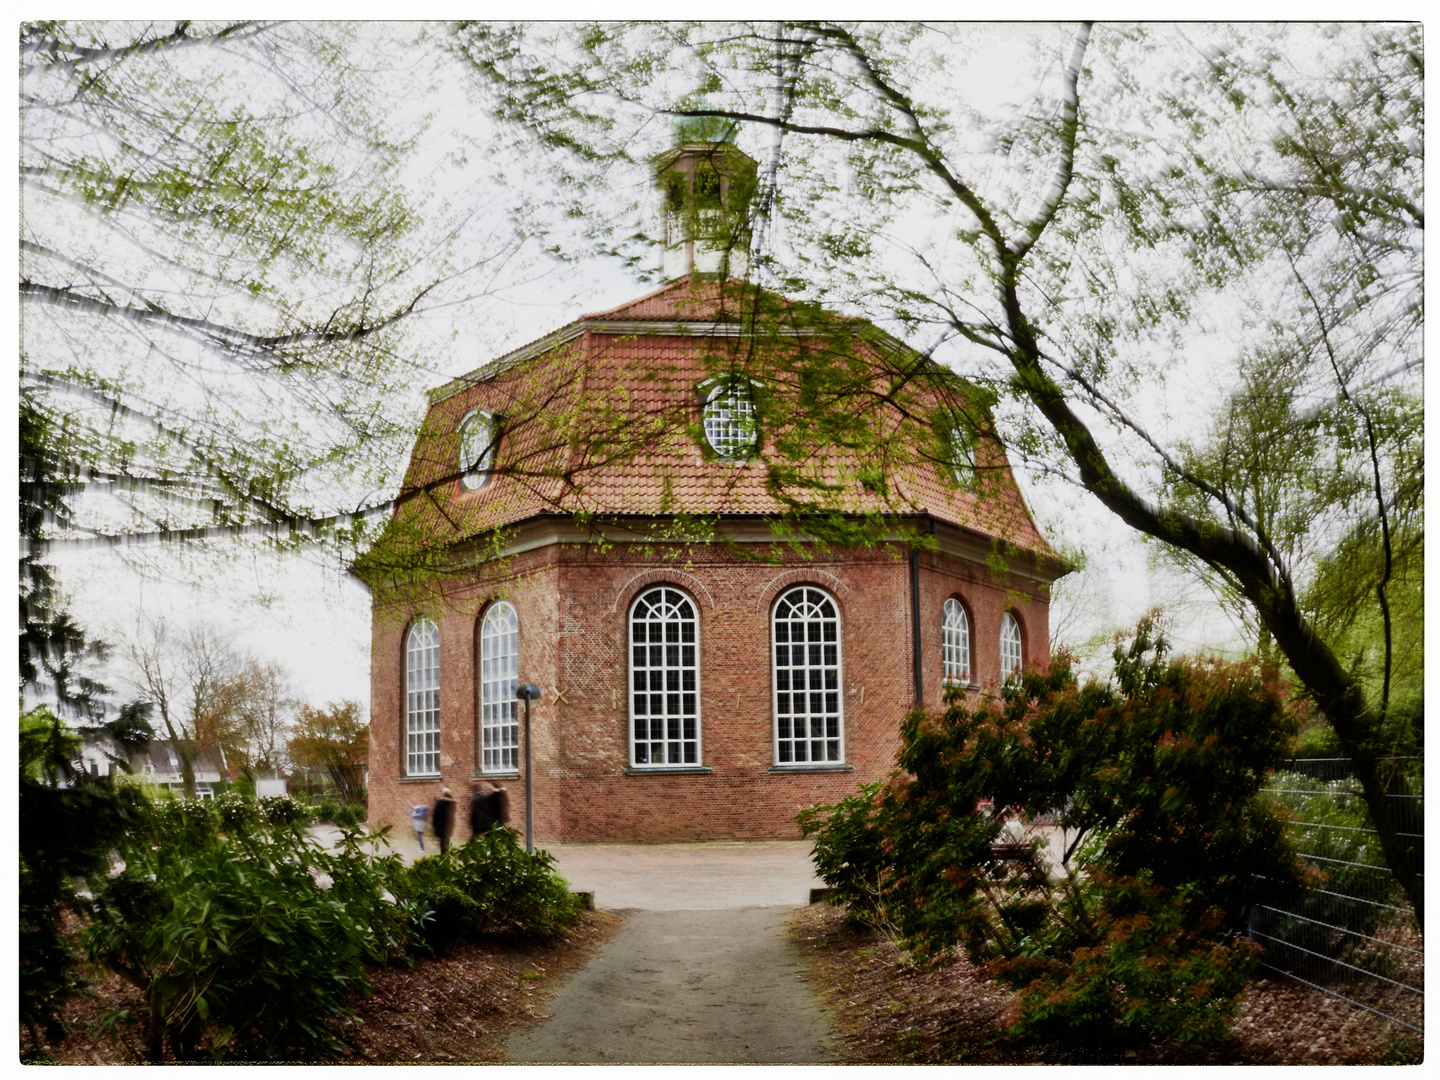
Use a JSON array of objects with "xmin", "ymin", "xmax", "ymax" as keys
[
  {"xmin": 459, "ymin": 411, "xmax": 496, "ymax": 490},
  {"xmin": 702, "ymin": 382, "xmax": 758, "ymax": 461}
]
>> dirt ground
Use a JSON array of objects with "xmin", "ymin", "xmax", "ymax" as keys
[
  {"xmin": 789, "ymin": 903, "xmax": 1425, "ymax": 1065},
  {"xmin": 505, "ymin": 907, "xmax": 837, "ymax": 1064},
  {"xmin": 24, "ymin": 910, "xmax": 624, "ymax": 1064}
]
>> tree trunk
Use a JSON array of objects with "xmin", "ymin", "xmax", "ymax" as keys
[
  {"xmin": 999, "ymin": 283, "xmax": 1424, "ymax": 931},
  {"xmin": 147, "ymin": 986, "xmax": 164, "ymax": 1064},
  {"xmin": 178, "ymin": 751, "xmax": 196, "ymax": 799}
]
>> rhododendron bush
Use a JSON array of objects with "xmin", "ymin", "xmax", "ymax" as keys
[{"xmin": 800, "ymin": 614, "xmax": 1310, "ymax": 1045}]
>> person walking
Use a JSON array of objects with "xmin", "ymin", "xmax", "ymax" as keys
[
  {"xmin": 411, "ymin": 802, "xmax": 429, "ymax": 852},
  {"xmin": 432, "ymin": 787, "xmax": 457, "ymax": 854},
  {"xmin": 469, "ymin": 781, "xmax": 512, "ymax": 839}
]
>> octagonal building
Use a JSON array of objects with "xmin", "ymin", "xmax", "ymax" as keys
[{"xmin": 364, "ymin": 145, "xmax": 1065, "ymax": 842}]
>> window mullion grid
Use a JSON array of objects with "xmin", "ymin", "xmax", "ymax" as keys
[
  {"xmin": 773, "ymin": 589, "xmax": 842, "ymax": 765},
  {"xmin": 943, "ymin": 600, "xmax": 970, "ymax": 685},
  {"xmin": 630, "ymin": 590, "xmax": 698, "ymax": 768},
  {"xmin": 406, "ymin": 621, "xmax": 440, "ymax": 777},
  {"xmin": 480, "ymin": 605, "xmax": 519, "ymax": 773}
]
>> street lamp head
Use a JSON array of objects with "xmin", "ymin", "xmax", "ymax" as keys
[{"xmin": 516, "ymin": 683, "xmax": 543, "ymax": 701}]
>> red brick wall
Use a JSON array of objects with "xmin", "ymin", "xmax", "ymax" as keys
[
  {"xmin": 367, "ymin": 536, "xmax": 1050, "ymax": 843},
  {"xmin": 917, "ymin": 548, "xmax": 1051, "ymax": 709}
]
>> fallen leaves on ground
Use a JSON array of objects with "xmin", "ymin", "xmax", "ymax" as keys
[
  {"xmin": 342, "ymin": 911, "xmax": 622, "ymax": 1063},
  {"xmin": 788, "ymin": 903, "xmax": 1422, "ymax": 1065},
  {"xmin": 23, "ymin": 910, "xmax": 623, "ymax": 1064}
]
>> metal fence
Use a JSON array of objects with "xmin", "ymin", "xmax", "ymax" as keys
[{"xmin": 1252, "ymin": 757, "xmax": 1423, "ymax": 1034}]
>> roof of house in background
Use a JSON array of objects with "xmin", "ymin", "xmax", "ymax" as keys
[{"xmin": 130, "ymin": 740, "xmax": 225, "ymax": 780}]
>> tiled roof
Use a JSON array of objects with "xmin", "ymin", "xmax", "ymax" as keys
[
  {"xmin": 387, "ymin": 278, "xmax": 1055, "ymax": 563},
  {"xmin": 581, "ymin": 277, "xmax": 749, "ymax": 322}
]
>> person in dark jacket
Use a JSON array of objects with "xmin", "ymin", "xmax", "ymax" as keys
[
  {"xmin": 432, "ymin": 788, "xmax": 457, "ymax": 854},
  {"xmin": 469, "ymin": 781, "xmax": 511, "ymax": 838}
]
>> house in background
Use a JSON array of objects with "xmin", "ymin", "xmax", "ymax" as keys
[
  {"xmin": 363, "ymin": 142, "xmax": 1066, "ymax": 842},
  {"xmin": 76, "ymin": 729, "xmax": 125, "ymax": 779},
  {"xmin": 130, "ymin": 740, "xmax": 227, "ymax": 799}
]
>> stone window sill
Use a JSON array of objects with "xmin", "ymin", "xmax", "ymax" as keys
[
  {"xmin": 767, "ymin": 763, "xmax": 854, "ymax": 774},
  {"xmin": 474, "ymin": 770, "xmax": 521, "ymax": 780},
  {"xmin": 623, "ymin": 765, "xmax": 713, "ymax": 775},
  {"xmin": 399, "ymin": 775, "xmax": 442, "ymax": 783}
]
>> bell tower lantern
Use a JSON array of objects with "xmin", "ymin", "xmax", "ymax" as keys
[{"xmin": 654, "ymin": 141, "xmax": 757, "ymax": 280}]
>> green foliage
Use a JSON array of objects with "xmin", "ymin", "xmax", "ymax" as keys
[
  {"xmin": 1000, "ymin": 874, "xmax": 1261, "ymax": 1045},
  {"xmin": 84, "ymin": 800, "xmax": 401, "ymax": 1062},
  {"xmin": 456, "ymin": 20, "xmax": 1423, "ymax": 919},
  {"xmin": 21, "ymin": 22, "xmax": 511, "ymax": 569},
  {"xmin": 229, "ymin": 771, "xmax": 257, "ymax": 798},
  {"xmin": 313, "ymin": 797, "xmax": 367, "ymax": 828},
  {"xmin": 1261, "ymin": 770, "xmax": 1400, "ymax": 955},
  {"xmin": 134, "ymin": 792, "xmax": 314, "ymax": 848},
  {"xmin": 19, "ymin": 707, "xmax": 150, "ymax": 1057},
  {"xmin": 72, "ymin": 786, "xmax": 575, "ymax": 1060},
  {"xmin": 801, "ymin": 615, "xmax": 1305, "ymax": 1046},
  {"xmin": 19, "ymin": 393, "xmax": 117, "ymax": 720},
  {"xmin": 389, "ymin": 829, "xmax": 582, "ymax": 952}
]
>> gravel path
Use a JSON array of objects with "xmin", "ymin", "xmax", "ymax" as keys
[
  {"xmin": 310, "ymin": 827, "xmax": 840, "ymax": 1064},
  {"xmin": 505, "ymin": 907, "xmax": 837, "ymax": 1064}
]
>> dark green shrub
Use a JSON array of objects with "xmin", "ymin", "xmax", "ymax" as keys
[
  {"xmin": 229, "ymin": 772, "xmax": 257, "ymax": 798},
  {"xmin": 390, "ymin": 828, "xmax": 581, "ymax": 952},
  {"xmin": 86, "ymin": 806, "xmax": 395, "ymax": 1061},
  {"xmin": 998, "ymin": 873, "xmax": 1261, "ymax": 1045},
  {"xmin": 801, "ymin": 614, "xmax": 1306, "ymax": 1046},
  {"xmin": 19, "ymin": 707, "xmax": 151, "ymax": 1056},
  {"xmin": 309, "ymin": 796, "xmax": 366, "ymax": 828}
]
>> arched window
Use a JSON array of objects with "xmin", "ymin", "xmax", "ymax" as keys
[
  {"xmin": 773, "ymin": 587, "xmax": 843, "ymax": 764},
  {"xmin": 942, "ymin": 598, "xmax": 971, "ymax": 684},
  {"xmin": 1000, "ymin": 612, "xmax": 1023, "ymax": 680},
  {"xmin": 479, "ymin": 602, "xmax": 519, "ymax": 773},
  {"xmin": 459, "ymin": 410, "xmax": 496, "ymax": 490},
  {"xmin": 406, "ymin": 617, "xmax": 440, "ymax": 776},
  {"xmin": 701, "ymin": 381, "xmax": 758, "ymax": 460},
  {"xmin": 629, "ymin": 588, "xmax": 699, "ymax": 766}
]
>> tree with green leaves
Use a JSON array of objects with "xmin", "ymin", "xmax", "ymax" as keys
[
  {"xmin": 451, "ymin": 21, "xmax": 1423, "ymax": 925},
  {"xmin": 21, "ymin": 21, "xmax": 526, "ymax": 562}
]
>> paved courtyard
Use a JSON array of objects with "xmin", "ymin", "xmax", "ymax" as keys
[
  {"xmin": 542, "ymin": 840, "xmax": 825, "ymax": 911},
  {"xmin": 313, "ymin": 826, "xmax": 826, "ymax": 911}
]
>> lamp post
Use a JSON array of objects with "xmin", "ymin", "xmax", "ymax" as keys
[{"xmin": 515, "ymin": 683, "xmax": 542, "ymax": 853}]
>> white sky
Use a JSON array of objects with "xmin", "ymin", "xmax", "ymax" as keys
[{"xmin": 10, "ymin": 12, "xmax": 1428, "ymax": 719}]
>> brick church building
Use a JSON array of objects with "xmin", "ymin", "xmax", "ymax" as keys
[{"xmin": 364, "ymin": 144, "xmax": 1064, "ymax": 842}]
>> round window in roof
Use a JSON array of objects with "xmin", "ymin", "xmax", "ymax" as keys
[{"xmin": 702, "ymin": 382, "xmax": 758, "ymax": 461}]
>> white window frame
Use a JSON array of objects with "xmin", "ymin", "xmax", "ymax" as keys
[
  {"xmin": 950, "ymin": 423, "xmax": 977, "ymax": 490},
  {"xmin": 459, "ymin": 409, "xmax": 497, "ymax": 490},
  {"xmin": 479, "ymin": 601, "xmax": 519, "ymax": 774},
  {"xmin": 1000, "ymin": 612, "xmax": 1023, "ymax": 680},
  {"xmin": 406, "ymin": 617, "xmax": 441, "ymax": 776},
  {"xmin": 772, "ymin": 586, "xmax": 845, "ymax": 765},
  {"xmin": 701, "ymin": 379, "xmax": 758, "ymax": 461},
  {"xmin": 628, "ymin": 587, "xmax": 701, "ymax": 768},
  {"xmin": 942, "ymin": 598, "xmax": 971, "ymax": 685}
]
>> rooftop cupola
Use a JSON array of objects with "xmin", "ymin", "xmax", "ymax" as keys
[{"xmin": 654, "ymin": 139, "xmax": 757, "ymax": 280}]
